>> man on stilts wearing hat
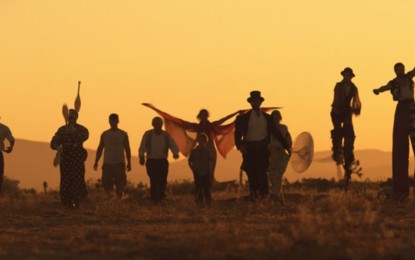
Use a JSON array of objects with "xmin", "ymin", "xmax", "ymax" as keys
[
  {"xmin": 331, "ymin": 67, "xmax": 361, "ymax": 186},
  {"xmin": 234, "ymin": 91, "xmax": 291, "ymax": 200}
]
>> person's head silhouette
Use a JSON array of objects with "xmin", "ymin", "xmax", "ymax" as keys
[{"xmin": 247, "ymin": 91, "xmax": 264, "ymax": 111}]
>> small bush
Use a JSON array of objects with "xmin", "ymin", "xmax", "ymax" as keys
[{"xmin": 1, "ymin": 176, "xmax": 21, "ymax": 195}]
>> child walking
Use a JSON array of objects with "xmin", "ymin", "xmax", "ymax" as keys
[{"xmin": 188, "ymin": 133, "xmax": 212, "ymax": 205}]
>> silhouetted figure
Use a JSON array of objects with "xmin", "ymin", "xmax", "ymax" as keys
[
  {"xmin": 373, "ymin": 63, "xmax": 415, "ymax": 200},
  {"xmin": 268, "ymin": 110, "xmax": 292, "ymax": 199},
  {"xmin": 51, "ymin": 109, "xmax": 89, "ymax": 208},
  {"xmin": 139, "ymin": 117, "xmax": 180, "ymax": 203},
  {"xmin": 94, "ymin": 114, "xmax": 131, "ymax": 199},
  {"xmin": 142, "ymin": 103, "xmax": 239, "ymax": 182},
  {"xmin": 234, "ymin": 91, "xmax": 291, "ymax": 200},
  {"xmin": 188, "ymin": 133, "xmax": 212, "ymax": 205},
  {"xmin": 43, "ymin": 181, "xmax": 48, "ymax": 193},
  {"xmin": 0, "ymin": 122, "xmax": 15, "ymax": 193},
  {"xmin": 331, "ymin": 67, "xmax": 361, "ymax": 184}
]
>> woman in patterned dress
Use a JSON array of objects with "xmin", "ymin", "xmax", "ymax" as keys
[{"xmin": 51, "ymin": 109, "xmax": 89, "ymax": 208}]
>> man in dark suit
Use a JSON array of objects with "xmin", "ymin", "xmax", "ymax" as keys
[{"xmin": 235, "ymin": 91, "xmax": 291, "ymax": 200}]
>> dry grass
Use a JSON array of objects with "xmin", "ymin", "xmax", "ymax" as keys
[{"xmin": 1, "ymin": 178, "xmax": 415, "ymax": 259}]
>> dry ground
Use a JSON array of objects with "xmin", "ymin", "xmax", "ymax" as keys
[{"xmin": 1, "ymin": 180, "xmax": 415, "ymax": 259}]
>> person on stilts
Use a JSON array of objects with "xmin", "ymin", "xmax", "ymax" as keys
[
  {"xmin": 331, "ymin": 67, "xmax": 361, "ymax": 187},
  {"xmin": 373, "ymin": 63, "xmax": 415, "ymax": 200}
]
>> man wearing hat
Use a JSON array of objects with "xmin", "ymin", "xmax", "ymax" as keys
[
  {"xmin": 373, "ymin": 63, "xmax": 415, "ymax": 200},
  {"xmin": 94, "ymin": 113, "xmax": 132, "ymax": 199},
  {"xmin": 234, "ymin": 91, "xmax": 291, "ymax": 200},
  {"xmin": 331, "ymin": 67, "xmax": 361, "ymax": 184}
]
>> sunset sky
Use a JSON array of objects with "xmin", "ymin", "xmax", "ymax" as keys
[{"xmin": 2, "ymin": 1, "xmax": 415, "ymax": 155}]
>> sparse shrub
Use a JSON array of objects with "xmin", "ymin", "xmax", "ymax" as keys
[
  {"xmin": 213, "ymin": 180, "xmax": 239, "ymax": 192},
  {"xmin": 1, "ymin": 175, "xmax": 415, "ymax": 259},
  {"xmin": 22, "ymin": 188, "xmax": 37, "ymax": 195},
  {"xmin": 287, "ymin": 178, "xmax": 338, "ymax": 192},
  {"xmin": 1, "ymin": 176, "xmax": 21, "ymax": 196},
  {"xmin": 124, "ymin": 181, "xmax": 148, "ymax": 200},
  {"xmin": 169, "ymin": 179, "xmax": 194, "ymax": 195}
]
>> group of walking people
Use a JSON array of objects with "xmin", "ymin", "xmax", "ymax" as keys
[{"xmin": 1, "ymin": 62, "xmax": 415, "ymax": 206}]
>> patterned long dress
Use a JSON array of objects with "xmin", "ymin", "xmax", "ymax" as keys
[{"xmin": 51, "ymin": 124, "xmax": 89, "ymax": 207}]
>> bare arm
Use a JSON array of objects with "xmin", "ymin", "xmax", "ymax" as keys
[
  {"xmin": 373, "ymin": 81, "xmax": 392, "ymax": 95},
  {"xmin": 407, "ymin": 67, "xmax": 415, "ymax": 78},
  {"xmin": 50, "ymin": 130, "xmax": 62, "ymax": 150},
  {"xmin": 124, "ymin": 133, "xmax": 132, "ymax": 171},
  {"xmin": 167, "ymin": 133, "xmax": 180, "ymax": 159},
  {"xmin": 138, "ymin": 131, "xmax": 149, "ymax": 165},
  {"xmin": 93, "ymin": 134, "xmax": 105, "ymax": 170}
]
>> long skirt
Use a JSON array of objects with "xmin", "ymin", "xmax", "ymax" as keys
[
  {"xmin": 268, "ymin": 149, "xmax": 289, "ymax": 196},
  {"xmin": 59, "ymin": 147, "xmax": 88, "ymax": 207}
]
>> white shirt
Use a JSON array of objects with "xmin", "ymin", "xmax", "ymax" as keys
[
  {"xmin": 0, "ymin": 123, "xmax": 14, "ymax": 151},
  {"xmin": 245, "ymin": 111, "xmax": 268, "ymax": 142},
  {"xmin": 139, "ymin": 130, "xmax": 179, "ymax": 159}
]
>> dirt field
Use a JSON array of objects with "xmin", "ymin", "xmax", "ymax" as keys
[{"xmin": 1, "ymin": 179, "xmax": 415, "ymax": 259}]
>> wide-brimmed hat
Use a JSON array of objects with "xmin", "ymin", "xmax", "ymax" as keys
[
  {"xmin": 247, "ymin": 91, "xmax": 265, "ymax": 103},
  {"xmin": 341, "ymin": 67, "xmax": 355, "ymax": 77}
]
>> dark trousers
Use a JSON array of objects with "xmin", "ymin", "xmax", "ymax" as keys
[
  {"xmin": 193, "ymin": 172, "xmax": 212, "ymax": 204},
  {"xmin": 102, "ymin": 163, "xmax": 127, "ymax": 199},
  {"xmin": 392, "ymin": 102, "xmax": 413, "ymax": 199},
  {"xmin": 146, "ymin": 159, "xmax": 168, "ymax": 202},
  {"xmin": 0, "ymin": 152, "xmax": 3, "ymax": 192},
  {"xmin": 331, "ymin": 111, "xmax": 355, "ymax": 172},
  {"xmin": 242, "ymin": 139, "xmax": 270, "ymax": 197}
]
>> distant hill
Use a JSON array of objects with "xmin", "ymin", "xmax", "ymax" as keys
[
  {"xmin": 3, "ymin": 139, "xmax": 410, "ymax": 191},
  {"xmin": 176, "ymin": 148, "xmax": 401, "ymax": 183}
]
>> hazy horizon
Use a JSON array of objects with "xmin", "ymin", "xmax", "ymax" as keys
[{"xmin": 4, "ymin": 138, "xmax": 405, "ymax": 191}]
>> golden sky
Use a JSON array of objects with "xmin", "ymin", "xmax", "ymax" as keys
[{"xmin": 2, "ymin": 1, "xmax": 415, "ymax": 154}]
